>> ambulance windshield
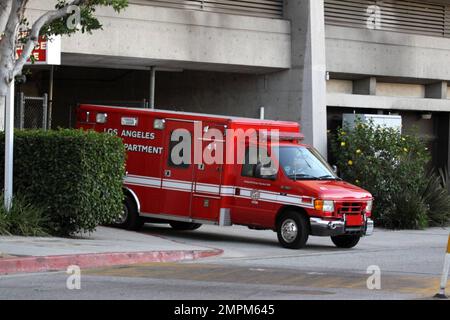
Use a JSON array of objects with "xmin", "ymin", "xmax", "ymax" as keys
[{"xmin": 278, "ymin": 146, "xmax": 340, "ymax": 181}]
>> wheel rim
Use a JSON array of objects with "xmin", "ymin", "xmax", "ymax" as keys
[
  {"xmin": 281, "ymin": 219, "xmax": 298, "ymax": 243},
  {"xmin": 115, "ymin": 204, "xmax": 129, "ymax": 224}
]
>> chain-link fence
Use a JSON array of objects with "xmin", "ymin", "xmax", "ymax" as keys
[{"xmin": 15, "ymin": 93, "xmax": 48, "ymax": 130}]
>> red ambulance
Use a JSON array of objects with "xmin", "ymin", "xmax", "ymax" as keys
[{"xmin": 76, "ymin": 104, "xmax": 374, "ymax": 249}]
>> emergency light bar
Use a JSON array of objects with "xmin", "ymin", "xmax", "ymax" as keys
[{"xmin": 261, "ymin": 131, "xmax": 305, "ymax": 141}]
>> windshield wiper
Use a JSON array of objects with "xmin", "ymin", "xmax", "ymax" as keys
[
  {"xmin": 288, "ymin": 174, "xmax": 319, "ymax": 180},
  {"xmin": 317, "ymin": 175, "xmax": 342, "ymax": 181},
  {"xmin": 288, "ymin": 174, "xmax": 342, "ymax": 181}
]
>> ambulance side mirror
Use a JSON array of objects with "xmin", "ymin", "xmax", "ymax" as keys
[{"xmin": 332, "ymin": 165, "xmax": 338, "ymax": 174}]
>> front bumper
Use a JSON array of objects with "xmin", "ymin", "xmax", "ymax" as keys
[{"xmin": 310, "ymin": 217, "xmax": 374, "ymax": 237}]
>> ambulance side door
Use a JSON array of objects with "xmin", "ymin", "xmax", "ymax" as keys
[
  {"xmin": 160, "ymin": 119, "xmax": 196, "ymax": 218},
  {"xmin": 232, "ymin": 146, "xmax": 280, "ymax": 227}
]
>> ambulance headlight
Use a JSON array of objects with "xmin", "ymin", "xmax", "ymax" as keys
[
  {"xmin": 366, "ymin": 200, "xmax": 373, "ymax": 212},
  {"xmin": 314, "ymin": 200, "xmax": 335, "ymax": 213},
  {"xmin": 154, "ymin": 119, "xmax": 165, "ymax": 130},
  {"xmin": 96, "ymin": 113, "xmax": 108, "ymax": 124}
]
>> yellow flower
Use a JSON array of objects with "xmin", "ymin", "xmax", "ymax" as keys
[
  {"xmin": 356, "ymin": 149, "xmax": 362, "ymax": 154},
  {"xmin": 341, "ymin": 131, "xmax": 346, "ymax": 136},
  {"xmin": 348, "ymin": 160, "xmax": 353, "ymax": 166},
  {"xmin": 403, "ymin": 148, "xmax": 408, "ymax": 153},
  {"xmin": 341, "ymin": 142, "xmax": 346, "ymax": 147},
  {"xmin": 356, "ymin": 180, "xmax": 360, "ymax": 184}
]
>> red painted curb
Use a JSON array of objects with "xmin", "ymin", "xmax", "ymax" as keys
[{"xmin": 0, "ymin": 249, "xmax": 223, "ymax": 275}]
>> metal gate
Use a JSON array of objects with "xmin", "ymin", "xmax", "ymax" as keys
[{"xmin": 15, "ymin": 92, "xmax": 48, "ymax": 130}]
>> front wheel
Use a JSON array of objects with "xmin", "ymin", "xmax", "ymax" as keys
[
  {"xmin": 113, "ymin": 196, "xmax": 144, "ymax": 231},
  {"xmin": 169, "ymin": 222, "xmax": 202, "ymax": 231},
  {"xmin": 331, "ymin": 235, "xmax": 360, "ymax": 248},
  {"xmin": 276, "ymin": 211, "xmax": 309, "ymax": 249}
]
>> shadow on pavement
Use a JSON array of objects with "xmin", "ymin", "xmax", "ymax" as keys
[{"xmin": 140, "ymin": 223, "xmax": 341, "ymax": 252}]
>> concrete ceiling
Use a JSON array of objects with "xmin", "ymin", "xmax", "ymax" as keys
[{"xmin": 61, "ymin": 53, "xmax": 287, "ymax": 75}]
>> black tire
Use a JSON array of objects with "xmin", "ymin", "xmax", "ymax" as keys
[
  {"xmin": 113, "ymin": 195, "xmax": 144, "ymax": 231},
  {"xmin": 276, "ymin": 211, "xmax": 309, "ymax": 249},
  {"xmin": 169, "ymin": 221, "xmax": 202, "ymax": 231},
  {"xmin": 331, "ymin": 235, "xmax": 361, "ymax": 249}
]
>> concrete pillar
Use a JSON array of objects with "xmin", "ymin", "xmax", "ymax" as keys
[
  {"xmin": 426, "ymin": 81, "xmax": 447, "ymax": 99},
  {"xmin": 299, "ymin": 0, "xmax": 328, "ymax": 156},
  {"xmin": 0, "ymin": 96, "xmax": 5, "ymax": 131},
  {"xmin": 149, "ymin": 66, "xmax": 156, "ymax": 109}
]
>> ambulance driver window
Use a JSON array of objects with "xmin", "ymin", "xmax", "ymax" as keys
[
  {"xmin": 241, "ymin": 147, "xmax": 277, "ymax": 180},
  {"xmin": 168, "ymin": 130, "xmax": 191, "ymax": 169}
]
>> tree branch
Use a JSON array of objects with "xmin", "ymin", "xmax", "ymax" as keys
[
  {"xmin": 0, "ymin": 0, "xmax": 13, "ymax": 36},
  {"xmin": 13, "ymin": 0, "xmax": 88, "ymax": 77},
  {"xmin": 1, "ymin": 0, "xmax": 27, "ymax": 83}
]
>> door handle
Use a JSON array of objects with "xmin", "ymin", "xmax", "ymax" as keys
[{"xmin": 164, "ymin": 170, "xmax": 171, "ymax": 178}]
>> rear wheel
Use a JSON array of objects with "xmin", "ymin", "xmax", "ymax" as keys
[
  {"xmin": 331, "ymin": 235, "xmax": 360, "ymax": 248},
  {"xmin": 169, "ymin": 221, "xmax": 202, "ymax": 231},
  {"xmin": 113, "ymin": 195, "xmax": 144, "ymax": 231},
  {"xmin": 276, "ymin": 211, "xmax": 309, "ymax": 249}
]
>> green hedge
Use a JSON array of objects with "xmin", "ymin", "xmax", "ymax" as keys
[{"xmin": 0, "ymin": 129, "xmax": 126, "ymax": 236}]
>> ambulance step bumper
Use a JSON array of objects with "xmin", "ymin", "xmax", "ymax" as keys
[
  {"xmin": 310, "ymin": 218, "xmax": 345, "ymax": 237},
  {"xmin": 310, "ymin": 218, "xmax": 374, "ymax": 237}
]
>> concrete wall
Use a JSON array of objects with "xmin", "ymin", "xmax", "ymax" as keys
[
  {"xmin": 326, "ymin": 80, "xmax": 353, "ymax": 94},
  {"xmin": 25, "ymin": 0, "xmax": 291, "ymax": 73},
  {"xmin": 327, "ymin": 93, "xmax": 450, "ymax": 112},
  {"xmin": 376, "ymin": 83, "xmax": 425, "ymax": 98},
  {"xmin": 326, "ymin": 25, "xmax": 450, "ymax": 80}
]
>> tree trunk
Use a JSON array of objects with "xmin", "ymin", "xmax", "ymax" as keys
[
  {"xmin": 0, "ymin": 41, "xmax": 14, "ymax": 131},
  {"xmin": 0, "ymin": 71, "xmax": 10, "ymax": 131}
]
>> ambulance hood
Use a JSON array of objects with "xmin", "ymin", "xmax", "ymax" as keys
[{"xmin": 295, "ymin": 180, "xmax": 372, "ymax": 201}]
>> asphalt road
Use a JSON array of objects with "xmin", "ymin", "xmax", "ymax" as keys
[{"xmin": 0, "ymin": 224, "xmax": 449, "ymax": 300}]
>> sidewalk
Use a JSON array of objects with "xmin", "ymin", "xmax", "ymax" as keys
[{"xmin": 0, "ymin": 226, "xmax": 222, "ymax": 275}]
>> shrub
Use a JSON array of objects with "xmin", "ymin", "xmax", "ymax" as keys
[
  {"xmin": 421, "ymin": 169, "xmax": 450, "ymax": 227},
  {"xmin": 330, "ymin": 121, "xmax": 432, "ymax": 229},
  {"xmin": 0, "ymin": 129, "xmax": 126, "ymax": 236},
  {"xmin": 388, "ymin": 189, "xmax": 429, "ymax": 230},
  {"xmin": 0, "ymin": 194, "xmax": 49, "ymax": 236},
  {"xmin": 0, "ymin": 210, "xmax": 8, "ymax": 235}
]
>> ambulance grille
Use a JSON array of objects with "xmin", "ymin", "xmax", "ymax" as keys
[{"xmin": 338, "ymin": 203, "xmax": 363, "ymax": 215}]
